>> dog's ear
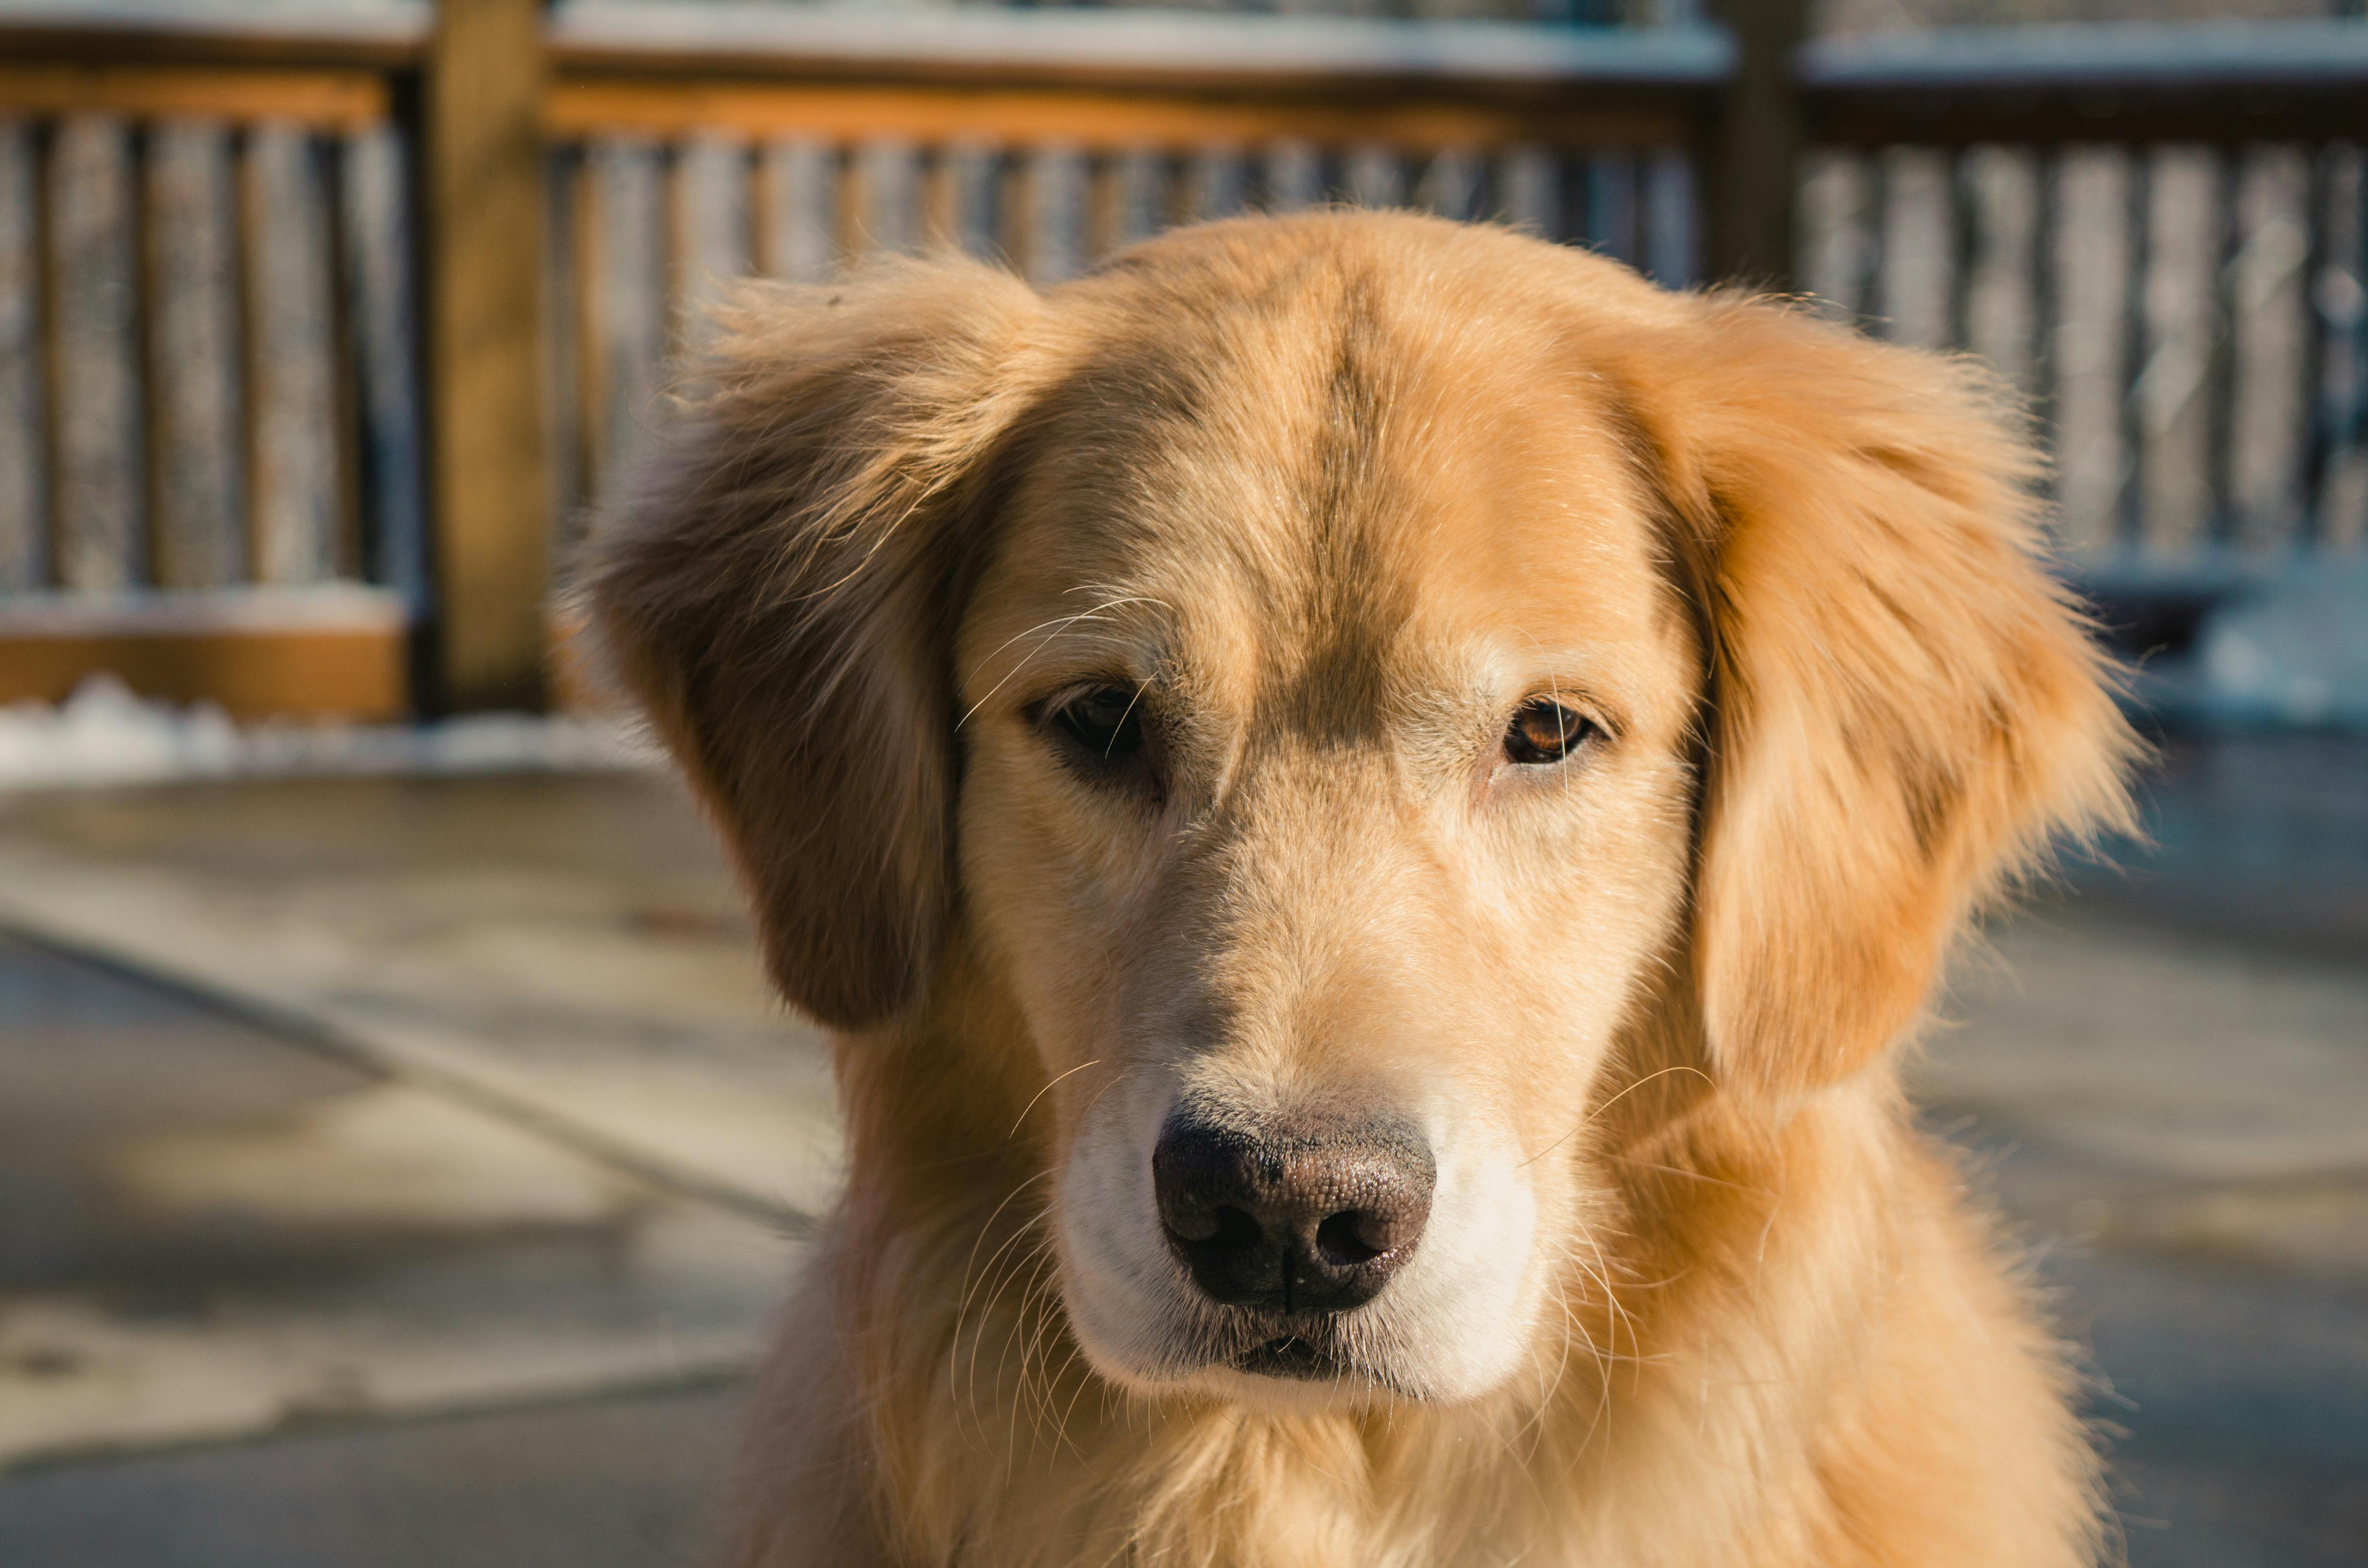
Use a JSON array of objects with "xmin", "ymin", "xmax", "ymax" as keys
[
  {"xmin": 581, "ymin": 257, "xmax": 1043, "ymax": 1031},
  {"xmin": 1626, "ymin": 297, "xmax": 2140, "ymax": 1097}
]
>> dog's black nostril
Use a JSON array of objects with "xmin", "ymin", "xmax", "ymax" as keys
[
  {"xmin": 1209, "ymin": 1205, "xmax": 1262, "ymax": 1251},
  {"xmin": 1151, "ymin": 1110, "xmax": 1434, "ymax": 1317},
  {"xmin": 1314, "ymin": 1211, "xmax": 1384, "ymax": 1266}
]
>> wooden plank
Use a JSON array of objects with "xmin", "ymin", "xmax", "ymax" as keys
[
  {"xmin": 2117, "ymin": 147, "xmax": 2154, "ymax": 551},
  {"xmin": 849, "ymin": 136, "xmax": 921, "ymax": 256},
  {"xmin": 1020, "ymin": 143, "xmax": 1087, "ymax": 283},
  {"xmin": 1801, "ymin": 19, "xmax": 2368, "ymax": 94},
  {"xmin": 342, "ymin": 121, "xmax": 428, "ymax": 603},
  {"xmin": 1810, "ymin": 98, "xmax": 2368, "ymax": 151},
  {"xmin": 1584, "ymin": 149, "xmax": 1640, "ymax": 264},
  {"xmin": 547, "ymin": 6, "xmax": 1736, "ymax": 96},
  {"xmin": 426, "ymin": 0, "xmax": 550, "ymax": 711},
  {"xmin": 47, "ymin": 113, "xmax": 143, "ymax": 594},
  {"xmin": 586, "ymin": 135, "xmax": 666, "ymax": 498},
  {"xmin": 146, "ymin": 118, "xmax": 245, "ymax": 590},
  {"xmin": 1263, "ymin": 140, "xmax": 1323, "ymax": 212},
  {"xmin": 0, "ymin": 13, "xmax": 424, "ymax": 73},
  {"xmin": 672, "ymin": 131, "xmax": 750, "ymax": 337},
  {"xmin": 755, "ymin": 136, "xmax": 838, "ymax": 282},
  {"xmin": 1497, "ymin": 144, "xmax": 1558, "ymax": 237},
  {"xmin": 1643, "ymin": 146, "xmax": 1698, "ymax": 287},
  {"xmin": 0, "ymin": 623, "xmax": 405, "ymax": 719},
  {"xmin": 0, "ymin": 119, "xmax": 39, "ymax": 592},
  {"xmin": 1179, "ymin": 145, "xmax": 1248, "ymax": 222},
  {"xmin": 1874, "ymin": 147, "xmax": 1948, "ymax": 348},
  {"xmin": 1415, "ymin": 147, "xmax": 1483, "ymax": 221},
  {"xmin": 543, "ymin": 143, "xmax": 586, "ymax": 539},
  {"xmin": 1093, "ymin": 148, "xmax": 1165, "ymax": 257},
  {"xmin": 243, "ymin": 122, "xmax": 341, "ymax": 585},
  {"xmin": 0, "ymin": 65, "xmax": 387, "ymax": 128},
  {"xmin": 1344, "ymin": 145, "xmax": 1404, "ymax": 209},
  {"xmin": 1705, "ymin": 0, "xmax": 1807, "ymax": 286},
  {"xmin": 934, "ymin": 139, "xmax": 1003, "ymax": 261},
  {"xmin": 545, "ymin": 78, "xmax": 1695, "ymax": 154}
]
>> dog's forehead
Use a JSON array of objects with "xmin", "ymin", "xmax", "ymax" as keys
[{"xmin": 972, "ymin": 260, "xmax": 1684, "ymax": 719}]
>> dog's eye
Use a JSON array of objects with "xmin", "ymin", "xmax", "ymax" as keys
[
  {"xmin": 1503, "ymin": 698, "xmax": 1597, "ymax": 766},
  {"xmin": 1050, "ymin": 685, "xmax": 1148, "ymax": 763}
]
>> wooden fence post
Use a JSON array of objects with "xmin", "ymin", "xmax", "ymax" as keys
[
  {"xmin": 1707, "ymin": 0, "xmax": 1810, "ymax": 290},
  {"xmin": 425, "ymin": 0, "xmax": 547, "ymax": 711}
]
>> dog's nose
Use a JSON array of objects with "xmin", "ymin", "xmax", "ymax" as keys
[{"xmin": 1152, "ymin": 1113, "xmax": 1434, "ymax": 1314}]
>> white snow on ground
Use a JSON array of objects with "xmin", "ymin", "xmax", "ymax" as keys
[{"xmin": 0, "ymin": 676, "xmax": 663, "ymax": 792}]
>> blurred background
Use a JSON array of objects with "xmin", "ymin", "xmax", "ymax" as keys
[{"xmin": 0, "ymin": 0, "xmax": 2361, "ymax": 1564}]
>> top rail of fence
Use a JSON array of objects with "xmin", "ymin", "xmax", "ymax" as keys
[
  {"xmin": 0, "ymin": 1, "xmax": 428, "ymax": 67},
  {"xmin": 1802, "ymin": 18, "xmax": 2368, "ymax": 145},
  {"xmin": 549, "ymin": 3, "xmax": 1734, "ymax": 93}
]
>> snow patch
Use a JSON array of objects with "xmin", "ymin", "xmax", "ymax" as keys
[{"xmin": 0, "ymin": 676, "xmax": 663, "ymax": 792}]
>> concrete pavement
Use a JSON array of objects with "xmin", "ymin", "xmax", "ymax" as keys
[{"xmin": 0, "ymin": 738, "xmax": 2361, "ymax": 1566}]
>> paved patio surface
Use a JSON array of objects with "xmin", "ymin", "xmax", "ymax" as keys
[{"xmin": 0, "ymin": 736, "xmax": 2360, "ymax": 1566}]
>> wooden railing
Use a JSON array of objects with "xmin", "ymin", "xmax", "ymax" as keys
[
  {"xmin": 540, "ymin": 6, "xmax": 1727, "ymax": 537},
  {"xmin": 1797, "ymin": 21, "xmax": 2368, "ymax": 580},
  {"xmin": 0, "ymin": 3, "xmax": 2361, "ymax": 719},
  {"xmin": 0, "ymin": 11, "xmax": 423, "ymax": 717}
]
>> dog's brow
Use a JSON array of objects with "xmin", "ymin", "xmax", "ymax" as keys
[{"xmin": 957, "ymin": 591, "xmax": 1174, "ymax": 729}]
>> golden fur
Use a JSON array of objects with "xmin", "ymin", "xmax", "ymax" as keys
[{"xmin": 584, "ymin": 211, "xmax": 2140, "ymax": 1568}]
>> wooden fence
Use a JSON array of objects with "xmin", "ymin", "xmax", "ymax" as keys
[
  {"xmin": 540, "ymin": 6, "xmax": 1723, "ymax": 542},
  {"xmin": 0, "ymin": 2, "xmax": 2361, "ymax": 718},
  {"xmin": 1799, "ymin": 20, "xmax": 2368, "ymax": 595},
  {"xmin": 0, "ymin": 34, "xmax": 419, "ymax": 716}
]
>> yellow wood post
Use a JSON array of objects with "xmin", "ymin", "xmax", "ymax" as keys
[{"xmin": 425, "ymin": 0, "xmax": 547, "ymax": 710}]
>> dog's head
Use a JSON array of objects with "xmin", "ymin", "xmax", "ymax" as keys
[{"xmin": 587, "ymin": 213, "xmax": 2134, "ymax": 1409}]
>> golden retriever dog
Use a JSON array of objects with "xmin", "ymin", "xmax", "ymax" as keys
[{"xmin": 584, "ymin": 210, "xmax": 2139, "ymax": 1568}]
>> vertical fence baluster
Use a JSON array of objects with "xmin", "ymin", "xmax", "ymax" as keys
[
  {"xmin": 0, "ymin": 121, "xmax": 40, "ymax": 591},
  {"xmin": 1097, "ymin": 147, "xmax": 1164, "ymax": 254},
  {"xmin": 938, "ymin": 141, "xmax": 1003, "ymax": 262},
  {"xmin": 2117, "ymin": 146, "xmax": 2152, "ymax": 550},
  {"xmin": 851, "ymin": 137, "xmax": 920, "ymax": 258},
  {"xmin": 1181, "ymin": 146, "xmax": 1248, "ymax": 222},
  {"xmin": 246, "ymin": 123, "xmax": 341, "ymax": 585},
  {"xmin": 2299, "ymin": 142, "xmax": 2335, "ymax": 545},
  {"xmin": 340, "ymin": 120, "xmax": 424, "ymax": 603},
  {"xmin": 757, "ymin": 137, "xmax": 837, "ymax": 282},
  {"xmin": 2029, "ymin": 145, "xmax": 2063, "ymax": 519},
  {"xmin": 1794, "ymin": 149, "xmax": 1851, "ymax": 317},
  {"xmin": 542, "ymin": 142, "xmax": 583, "ymax": 543},
  {"xmin": 147, "ymin": 119, "xmax": 244, "ymax": 589},
  {"xmin": 1857, "ymin": 150, "xmax": 1888, "ymax": 332},
  {"xmin": 1265, "ymin": 140, "xmax": 1322, "ymax": 213},
  {"xmin": 673, "ymin": 133, "xmax": 751, "ymax": 343},
  {"xmin": 1417, "ymin": 147, "xmax": 1483, "ymax": 221},
  {"xmin": 2205, "ymin": 145, "xmax": 2240, "ymax": 545},
  {"xmin": 1586, "ymin": 149, "xmax": 1638, "ymax": 265},
  {"xmin": 1947, "ymin": 147, "xmax": 1979, "ymax": 352},
  {"xmin": 1497, "ymin": 144, "xmax": 1558, "ymax": 239},
  {"xmin": 2350, "ymin": 144, "xmax": 2368, "ymax": 547},
  {"xmin": 1021, "ymin": 144, "xmax": 1088, "ymax": 283},
  {"xmin": 588, "ymin": 135, "xmax": 666, "ymax": 499},
  {"xmin": 1643, "ymin": 147, "xmax": 1696, "ymax": 288},
  {"xmin": 49, "ymin": 114, "xmax": 143, "ymax": 592},
  {"xmin": 1344, "ymin": 145, "xmax": 1403, "ymax": 210},
  {"xmin": 1877, "ymin": 147, "xmax": 1949, "ymax": 347}
]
